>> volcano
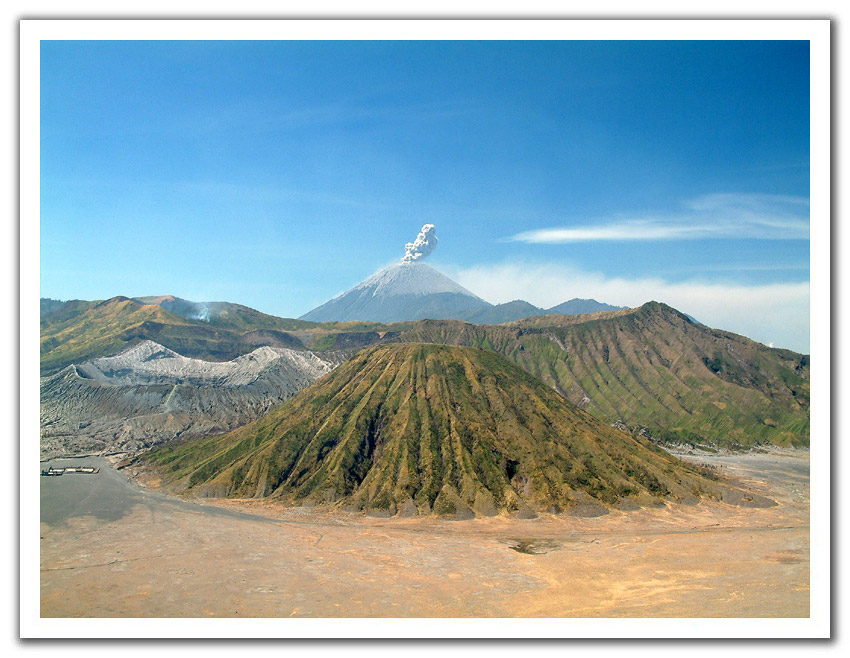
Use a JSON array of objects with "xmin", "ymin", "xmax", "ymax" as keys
[
  {"xmin": 141, "ymin": 343, "xmax": 768, "ymax": 517},
  {"xmin": 299, "ymin": 262, "xmax": 492, "ymax": 323}
]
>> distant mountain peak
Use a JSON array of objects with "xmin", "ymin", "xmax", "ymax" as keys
[
  {"xmin": 547, "ymin": 298, "xmax": 627, "ymax": 316},
  {"xmin": 457, "ymin": 297, "xmax": 628, "ymax": 325},
  {"xmin": 300, "ymin": 261, "xmax": 491, "ymax": 323},
  {"xmin": 355, "ymin": 262, "xmax": 483, "ymax": 299}
]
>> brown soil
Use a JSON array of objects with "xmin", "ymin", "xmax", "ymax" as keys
[{"xmin": 40, "ymin": 450, "xmax": 809, "ymax": 618}]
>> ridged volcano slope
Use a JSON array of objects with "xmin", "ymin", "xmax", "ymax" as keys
[
  {"xmin": 142, "ymin": 343, "xmax": 761, "ymax": 518},
  {"xmin": 394, "ymin": 303, "xmax": 810, "ymax": 448}
]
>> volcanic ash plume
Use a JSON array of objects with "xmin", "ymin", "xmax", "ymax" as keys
[{"xmin": 401, "ymin": 224, "xmax": 438, "ymax": 263}]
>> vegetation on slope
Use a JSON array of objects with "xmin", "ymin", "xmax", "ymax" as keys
[
  {"xmin": 134, "ymin": 296, "xmax": 318, "ymax": 332},
  {"xmin": 141, "ymin": 343, "xmax": 760, "ymax": 517},
  {"xmin": 39, "ymin": 297, "xmax": 399, "ymax": 374},
  {"xmin": 40, "ymin": 298, "xmax": 67, "ymax": 317},
  {"xmin": 391, "ymin": 303, "xmax": 809, "ymax": 448},
  {"xmin": 40, "ymin": 297, "xmax": 203, "ymax": 374},
  {"xmin": 41, "ymin": 297, "xmax": 810, "ymax": 448}
]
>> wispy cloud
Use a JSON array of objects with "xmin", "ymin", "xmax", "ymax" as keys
[
  {"xmin": 509, "ymin": 193, "xmax": 810, "ymax": 244},
  {"xmin": 176, "ymin": 98, "xmax": 476, "ymax": 139},
  {"xmin": 444, "ymin": 262, "xmax": 809, "ymax": 354},
  {"xmin": 656, "ymin": 262, "xmax": 810, "ymax": 276}
]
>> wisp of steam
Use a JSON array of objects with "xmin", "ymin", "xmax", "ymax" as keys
[
  {"xmin": 192, "ymin": 302, "xmax": 211, "ymax": 322},
  {"xmin": 401, "ymin": 224, "xmax": 438, "ymax": 263}
]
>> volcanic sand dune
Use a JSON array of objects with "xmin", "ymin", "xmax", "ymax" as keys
[{"xmin": 40, "ymin": 449, "xmax": 809, "ymax": 618}]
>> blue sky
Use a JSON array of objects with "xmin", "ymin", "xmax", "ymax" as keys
[{"xmin": 40, "ymin": 40, "xmax": 811, "ymax": 351}]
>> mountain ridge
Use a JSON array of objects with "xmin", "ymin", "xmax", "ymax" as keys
[
  {"xmin": 41, "ymin": 297, "xmax": 810, "ymax": 449},
  {"xmin": 394, "ymin": 302, "xmax": 809, "ymax": 447}
]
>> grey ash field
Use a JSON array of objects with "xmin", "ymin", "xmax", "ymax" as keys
[{"xmin": 38, "ymin": 271, "xmax": 811, "ymax": 617}]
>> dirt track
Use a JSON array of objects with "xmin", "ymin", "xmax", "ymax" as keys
[{"xmin": 40, "ymin": 450, "xmax": 809, "ymax": 618}]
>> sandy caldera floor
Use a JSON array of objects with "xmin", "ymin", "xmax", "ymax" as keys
[{"xmin": 40, "ymin": 450, "xmax": 809, "ymax": 618}]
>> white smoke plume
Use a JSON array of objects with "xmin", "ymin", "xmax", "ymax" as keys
[
  {"xmin": 191, "ymin": 302, "xmax": 210, "ymax": 322},
  {"xmin": 401, "ymin": 224, "xmax": 438, "ymax": 263}
]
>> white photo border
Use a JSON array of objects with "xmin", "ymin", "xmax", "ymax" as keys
[{"xmin": 19, "ymin": 18, "xmax": 831, "ymax": 639}]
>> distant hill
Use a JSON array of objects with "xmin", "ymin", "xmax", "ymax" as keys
[
  {"xmin": 40, "ymin": 297, "xmax": 204, "ymax": 374},
  {"xmin": 546, "ymin": 298, "xmax": 626, "ymax": 315},
  {"xmin": 133, "ymin": 295, "xmax": 316, "ymax": 332},
  {"xmin": 140, "ymin": 343, "xmax": 767, "ymax": 517},
  {"xmin": 456, "ymin": 298, "xmax": 626, "ymax": 324},
  {"xmin": 457, "ymin": 300, "xmax": 542, "ymax": 324}
]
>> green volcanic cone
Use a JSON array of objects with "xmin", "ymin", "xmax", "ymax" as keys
[{"xmin": 142, "ymin": 343, "xmax": 769, "ymax": 517}]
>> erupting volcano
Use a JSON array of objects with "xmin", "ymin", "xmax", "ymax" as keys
[{"xmin": 300, "ymin": 224, "xmax": 492, "ymax": 323}]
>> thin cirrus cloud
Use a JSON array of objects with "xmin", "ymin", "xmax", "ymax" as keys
[{"xmin": 509, "ymin": 193, "xmax": 810, "ymax": 244}]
